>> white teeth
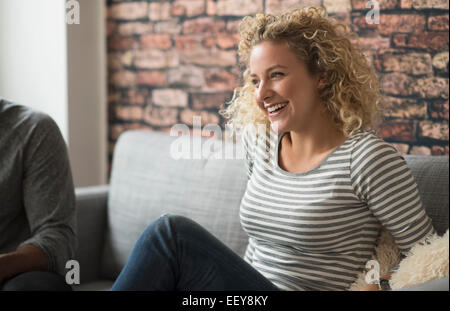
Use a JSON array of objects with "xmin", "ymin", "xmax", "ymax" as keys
[{"xmin": 267, "ymin": 102, "xmax": 287, "ymax": 113}]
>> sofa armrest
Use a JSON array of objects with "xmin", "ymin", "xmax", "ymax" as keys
[
  {"xmin": 74, "ymin": 185, "xmax": 109, "ymax": 285},
  {"xmin": 392, "ymin": 276, "xmax": 449, "ymax": 291}
]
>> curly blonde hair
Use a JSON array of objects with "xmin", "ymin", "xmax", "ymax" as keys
[{"xmin": 220, "ymin": 6, "xmax": 383, "ymax": 137}]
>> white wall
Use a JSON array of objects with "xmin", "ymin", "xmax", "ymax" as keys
[
  {"xmin": 0, "ymin": 0, "xmax": 68, "ymax": 139},
  {"xmin": 67, "ymin": 0, "xmax": 107, "ymax": 187},
  {"xmin": 0, "ymin": 0, "xmax": 107, "ymax": 187}
]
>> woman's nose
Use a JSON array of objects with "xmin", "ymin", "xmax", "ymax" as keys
[{"xmin": 255, "ymin": 81, "xmax": 273, "ymax": 103}]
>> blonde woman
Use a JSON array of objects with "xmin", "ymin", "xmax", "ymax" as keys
[{"xmin": 112, "ymin": 7, "xmax": 435, "ymax": 291}]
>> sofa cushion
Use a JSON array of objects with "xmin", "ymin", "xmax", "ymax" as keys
[
  {"xmin": 100, "ymin": 130, "xmax": 249, "ymax": 280},
  {"xmin": 403, "ymin": 155, "xmax": 449, "ymax": 235}
]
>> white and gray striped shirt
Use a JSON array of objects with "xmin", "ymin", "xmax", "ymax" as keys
[{"xmin": 240, "ymin": 126, "xmax": 435, "ymax": 291}]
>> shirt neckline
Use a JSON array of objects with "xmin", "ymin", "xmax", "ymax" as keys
[{"xmin": 274, "ymin": 131, "xmax": 350, "ymax": 177}]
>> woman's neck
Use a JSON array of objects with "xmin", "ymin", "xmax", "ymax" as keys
[{"xmin": 283, "ymin": 118, "xmax": 347, "ymax": 161}]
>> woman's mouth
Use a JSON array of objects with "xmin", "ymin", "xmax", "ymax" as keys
[{"xmin": 267, "ymin": 102, "xmax": 288, "ymax": 117}]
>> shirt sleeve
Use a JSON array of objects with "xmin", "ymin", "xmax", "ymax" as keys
[
  {"xmin": 18, "ymin": 113, "xmax": 77, "ymax": 277},
  {"xmin": 350, "ymin": 132, "xmax": 435, "ymax": 255}
]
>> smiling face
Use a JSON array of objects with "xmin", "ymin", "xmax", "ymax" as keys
[{"xmin": 249, "ymin": 41, "xmax": 325, "ymax": 133}]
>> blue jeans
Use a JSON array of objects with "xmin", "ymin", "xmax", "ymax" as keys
[{"xmin": 111, "ymin": 214, "xmax": 280, "ymax": 291}]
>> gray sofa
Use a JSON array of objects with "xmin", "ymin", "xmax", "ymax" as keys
[{"xmin": 73, "ymin": 130, "xmax": 449, "ymax": 291}]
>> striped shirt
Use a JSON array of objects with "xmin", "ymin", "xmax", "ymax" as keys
[{"xmin": 239, "ymin": 126, "xmax": 435, "ymax": 291}]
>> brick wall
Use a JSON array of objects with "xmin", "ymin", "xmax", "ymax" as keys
[{"xmin": 106, "ymin": 0, "xmax": 449, "ymax": 171}]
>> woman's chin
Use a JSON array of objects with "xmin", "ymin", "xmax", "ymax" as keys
[{"xmin": 270, "ymin": 120, "xmax": 288, "ymax": 133}]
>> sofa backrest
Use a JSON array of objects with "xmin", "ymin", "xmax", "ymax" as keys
[
  {"xmin": 402, "ymin": 155, "xmax": 449, "ymax": 235},
  {"xmin": 100, "ymin": 130, "xmax": 449, "ymax": 280},
  {"xmin": 100, "ymin": 130, "xmax": 249, "ymax": 279}
]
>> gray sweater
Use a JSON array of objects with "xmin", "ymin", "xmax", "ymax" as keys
[{"xmin": 0, "ymin": 98, "xmax": 77, "ymax": 277}]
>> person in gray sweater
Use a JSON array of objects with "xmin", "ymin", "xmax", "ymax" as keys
[{"xmin": 0, "ymin": 97, "xmax": 77, "ymax": 291}]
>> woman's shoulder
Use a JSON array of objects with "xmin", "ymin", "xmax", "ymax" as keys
[
  {"xmin": 351, "ymin": 129, "xmax": 398, "ymax": 153},
  {"xmin": 349, "ymin": 129, "xmax": 404, "ymax": 169}
]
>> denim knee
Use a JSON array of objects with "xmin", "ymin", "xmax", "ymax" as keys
[{"xmin": 141, "ymin": 214, "xmax": 186, "ymax": 240}]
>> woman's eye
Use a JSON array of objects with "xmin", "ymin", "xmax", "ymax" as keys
[
  {"xmin": 271, "ymin": 72, "xmax": 284, "ymax": 78},
  {"xmin": 251, "ymin": 79, "xmax": 259, "ymax": 86}
]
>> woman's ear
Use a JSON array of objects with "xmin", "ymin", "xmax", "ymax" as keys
[{"xmin": 317, "ymin": 73, "xmax": 328, "ymax": 90}]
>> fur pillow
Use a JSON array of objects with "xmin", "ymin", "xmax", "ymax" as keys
[
  {"xmin": 349, "ymin": 228, "xmax": 449, "ymax": 290},
  {"xmin": 390, "ymin": 229, "xmax": 449, "ymax": 289}
]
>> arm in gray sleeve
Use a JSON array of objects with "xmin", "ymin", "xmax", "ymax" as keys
[{"xmin": 18, "ymin": 113, "xmax": 77, "ymax": 277}]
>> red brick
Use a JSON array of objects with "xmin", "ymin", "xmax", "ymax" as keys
[
  {"xmin": 353, "ymin": 14, "xmax": 426, "ymax": 36},
  {"xmin": 167, "ymin": 65, "xmax": 205, "ymax": 88},
  {"xmin": 148, "ymin": 2, "xmax": 171, "ymax": 21},
  {"xmin": 412, "ymin": 77, "xmax": 449, "ymax": 99},
  {"xmin": 108, "ymin": 92, "xmax": 121, "ymax": 104},
  {"xmin": 154, "ymin": 19, "xmax": 183, "ymax": 34},
  {"xmin": 180, "ymin": 48, "xmax": 237, "ymax": 67},
  {"xmin": 266, "ymin": 0, "xmax": 321, "ymax": 14},
  {"xmin": 108, "ymin": 53, "xmax": 122, "ymax": 70},
  {"xmin": 118, "ymin": 22, "xmax": 153, "ymax": 36},
  {"xmin": 144, "ymin": 105, "xmax": 178, "ymax": 127},
  {"xmin": 323, "ymin": 0, "xmax": 351, "ymax": 13},
  {"xmin": 419, "ymin": 121, "xmax": 449, "ymax": 141},
  {"xmin": 174, "ymin": 35, "xmax": 201, "ymax": 51},
  {"xmin": 410, "ymin": 146, "xmax": 431, "ymax": 155},
  {"xmin": 152, "ymin": 89, "xmax": 188, "ymax": 107},
  {"xmin": 431, "ymin": 145, "xmax": 449, "ymax": 155},
  {"xmin": 107, "ymin": 21, "xmax": 117, "ymax": 37},
  {"xmin": 110, "ymin": 70, "xmax": 136, "ymax": 87},
  {"xmin": 134, "ymin": 49, "xmax": 179, "ymax": 69},
  {"xmin": 180, "ymin": 109, "xmax": 220, "ymax": 126},
  {"xmin": 191, "ymin": 92, "xmax": 233, "ymax": 110},
  {"xmin": 183, "ymin": 17, "xmax": 226, "ymax": 34},
  {"xmin": 400, "ymin": 0, "xmax": 413, "ymax": 9},
  {"xmin": 204, "ymin": 68, "xmax": 240, "ymax": 91},
  {"xmin": 429, "ymin": 101, "xmax": 449, "ymax": 120},
  {"xmin": 109, "ymin": 3, "xmax": 149, "ymax": 20},
  {"xmin": 207, "ymin": 0, "xmax": 217, "ymax": 15},
  {"xmin": 352, "ymin": 0, "xmax": 398, "ymax": 10},
  {"xmin": 377, "ymin": 121, "xmax": 416, "ymax": 142},
  {"xmin": 137, "ymin": 71, "xmax": 167, "ymax": 87},
  {"xmin": 432, "ymin": 52, "xmax": 449, "ymax": 71},
  {"xmin": 352, "ymin": 36, "xmax": 391, "ymax": 51},
  {"xmin": 114, "ymin": 105, "xmax": 143, "ymax": 121},
  {"xmin": 226, "ymin": 20, "xmax": 241, "ymax": 33},
  {"xmin": 125, "ymin": 89, "xmax": 149, "ymax": 106},
  {"xmin": 108, "ymin": 36, "xmax": 135, "ymax": 51},
  {"xmin": 202, "ymin": 35, "xmax": 216, "ymax": 48},
  {"xmin": 110, "ymin": 123, "xmax": 126, "ymax": 141},
  {"xmin": 216, "ymin": 0, "xmax": 263, "ymax": 16},
  {"xmin": 392, "ymin": 143, "xmax": 409, "ymax": 155},
  {"xmin": 381, "ymin": 53, "xmax": 432, "ymax": 75},
  {"xmin": 141, "ymin": 34, "xmax": 172, "ymax": 50},
  {"xmin": 171, "ymin": 0, "xmax": 205, "ymax": 17},
  {"xmin": 428, "ymin": 15, "xmax": 449, "ymax": 31},
  {"xmin": 412, "ymin": 0, "xmax": 449, "ymax": 9},
  {"xmin": 380, "ymin": 73, "xmax": 414, "ymax": 96},
  {"xmin": 216, "ymin": 33, "xmax": 241, "ymax": 49},
  {"xmin": 382, "ymin": 96, "xmax": 427, "ymax": 119},
  {"xmin": 393, "ymin": 32, "xmax": 449, "ymax": 51}
]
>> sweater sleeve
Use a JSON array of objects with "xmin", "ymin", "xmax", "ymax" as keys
[
  {"xmin": 350, "ymin": 132, "xmax": 435, "ymax": 255},
  {"xmin": 18, "ymin": 113, "xmax": 77, "ymax": 277}
]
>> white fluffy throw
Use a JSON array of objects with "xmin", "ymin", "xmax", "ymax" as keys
[{"xmin": 349, "ymin": 227, "xmax": 449, "ymax": 290}]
